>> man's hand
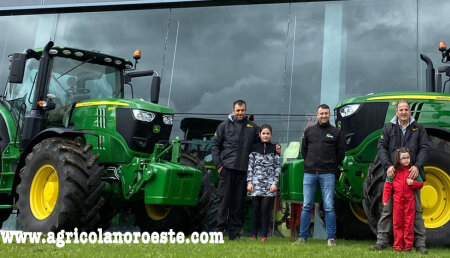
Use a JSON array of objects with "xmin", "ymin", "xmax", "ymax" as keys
[
  {"xmin": 270, "ymin": 184, "xmax": 277, "ymax": 192},
  {"xmin": 386, "ymin": 166, "xmax": 395, "ymax": 179},
  {"xmin": 276, "ymin": 144, "xmax": 282, "ymax": 154},
  {"xmin": 247, "ymin": 183, "xmax": 254, "ymax": 192},
  {"xmin": 408, "ymin": 166, "xmax": 419, "ymax": 179},
  {"xmin": 218, "ymin": 166, "xmax": 223, "ymax": 174}
]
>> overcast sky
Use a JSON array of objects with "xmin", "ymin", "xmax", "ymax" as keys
[{"xmin": 0, "ymin": 0, "xmax": 448, "ymax": 142}]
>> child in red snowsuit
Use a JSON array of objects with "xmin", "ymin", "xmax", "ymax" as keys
[{"xmin": 382, "ymin": 147, "xmax": 423, "ymax": 252}]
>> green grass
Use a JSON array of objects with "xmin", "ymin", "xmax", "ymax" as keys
[{"xmin": 0, "ymin": 237, "xmax": 448, "ymax": 257}]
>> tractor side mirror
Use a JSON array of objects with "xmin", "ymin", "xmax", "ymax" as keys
[
  {"xmin": 151, "ymin": 76, "xmax": 161, "ymax": 104},
  {"xmin": 8, "ymin": 53, "xmax": 27, "ymax": 84}
]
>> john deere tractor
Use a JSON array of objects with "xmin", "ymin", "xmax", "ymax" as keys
[
  {"xmin": 281, "ymin": 43, "xmax": 450, "ymax": 246},
  {"xmin": 0, "ymin": 41, "xmax": 211, "ymax": 233}
]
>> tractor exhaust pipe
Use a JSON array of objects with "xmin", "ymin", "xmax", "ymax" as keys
[{"xmin": 420, "ymin": 54, "xmax": 436, "ymax": 92}]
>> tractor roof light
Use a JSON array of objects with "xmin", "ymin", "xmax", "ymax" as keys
[
  {"xmin": 62, "ymin": 49, "xmax": 72, "ymax": 55},
  {"xmin": 38, "ymin": 100, "xmax": 48, "ymax": 108},
  {"xmin": 74, "ymin": 51, "xmax": 84, "ymax": 57},
  {"xmin": 104, "ymin": 57, "xmax": 112, "ymax": 63},
  {"xmin": 439, "ymin": 41, "xmax": 447, "ymax": 52},
  {"xmin": 133, "ymin": 50, "xmax": 142, "ymax": 60},
  {"xmin": 114, "ymin": 60, "xmax": 122, "ymax": 65},
  {"xmin": 339, "ymin": 104, "xmax": 360, "ymax": 118},
  {"xmin": 125, "ymin": 63, "xmax": 133, "ymax": 69}
]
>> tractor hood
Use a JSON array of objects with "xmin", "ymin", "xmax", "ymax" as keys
[
  {"xmin": 75, "ymin": 98, "xmax": 174, "ymax": 114},
  {"xmin": 337, "ymin": 91, "xmax": 450, "ymax": 108}
]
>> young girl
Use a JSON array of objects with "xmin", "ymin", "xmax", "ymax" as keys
[
  {"xmin": 247, "ymin": 124, "xmax": 281, "ymax": 242},
  {"xmin": 382, "ymin": 147, "xmax": 423, "ymax": 252}
]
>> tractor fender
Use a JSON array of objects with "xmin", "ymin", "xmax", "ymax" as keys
[
  {"xmin": 14, "ymin": 128, "xmax": 95, "ymax": 187},
  {"xmin": 424, "ymin": 125, "xmax": 450, "ymax": 141}
]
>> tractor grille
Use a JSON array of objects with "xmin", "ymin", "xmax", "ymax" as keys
[
  {"xmin": 335, "ymin": 102, "xmax": 389, "ymax": 151},
  {"xmin": 116, "ymin": 108, "xmax": 172, "ymax": 153}
]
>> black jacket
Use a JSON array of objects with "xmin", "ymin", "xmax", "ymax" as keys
[
  {"xmin": 211, "ymin": 115, "xmax": 259, "ymax": 172},
  {"xmin": 377, "ymin": 116, "xmax": 429, "ymax": 180},
  {"xmin": 301, "ymin": 122, "xmax": 345, "ymax": 174}
]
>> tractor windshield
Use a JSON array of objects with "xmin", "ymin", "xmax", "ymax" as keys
[{"xmin": 6, "ymin": 56, "xmax": 122, "ymax": 125}]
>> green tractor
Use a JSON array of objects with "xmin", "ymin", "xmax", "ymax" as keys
[
  {"xmin": 281, "ymin": 45, "xmax": 450, "ymax": 246},
  {"xmin": 0, "ymin": 41, "xmax": 211, "ymax": 233}
]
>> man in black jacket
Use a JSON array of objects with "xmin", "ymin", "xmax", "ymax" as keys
[
  {"xmin": 211, "ymin": 99, "xmax": 259, "ymax": 240},
  {"xmin": 293, "ymin": 104, "xmax": 345, "ymax": 247},
  {"xmin": 370, "ymin": 100, "xmax": 429, "ymax": 254}
]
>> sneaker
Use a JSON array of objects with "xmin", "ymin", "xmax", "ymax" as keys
[
  {"xmin": 369, "ymin": 243, "xmax": 387, "ymax": 251},
  {"xmin": 416, "ymin": 246, "xmax": 429, "ymax": 254},
  {"xmin": 292, "ymin": 238, "xmax": 306, "ymax": 245},
  {"xmin": 327, "ymin": 239, "xmax": 336, "ymax": 246},
  {"xmin": 251, "ymin": 235, "xmax": 257, "ymax": 241},
  {"xmin": 262, "ymin": 237, "xmax": 267, "ymax": 242}
]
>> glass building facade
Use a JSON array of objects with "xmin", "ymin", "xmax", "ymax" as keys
[{"xmin": 0, "ymin": 0, "xmax": 448, "ymax": 145}]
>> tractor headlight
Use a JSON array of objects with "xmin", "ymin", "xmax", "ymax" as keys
[
  {"xmin": 339, "ymin": 104, "xmax": 360, "ymax": 117},
  {"xmin": 132, "ymin": 109, "xmax": 155, "ymax": 122},
  {"xmin": 163, "ymin": 115, "xmax": 173, "ymax": 125}
]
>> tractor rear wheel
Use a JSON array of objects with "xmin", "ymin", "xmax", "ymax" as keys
[
  {"xmin": 421, "ymin": 135, "xmax": 450, "ymax": 246},
  {"xmin": 16, "ymin": 138, "xmax": 105, "ymax": 232},
  {"xmin": 134, "ymin": 152, "xmax": 213, "ymax": 234},
  {"xmin": 362, "ymin": 156, "xmax": 385, "ymax": 235}
]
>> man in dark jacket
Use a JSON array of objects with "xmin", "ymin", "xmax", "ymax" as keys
[
  {"xmin": 211, "ymin": 99, "xmax": 259, "ymax": 240},
  {"xmin": 293, "ymin": 104, "xmax": 345, "ymax": 247},
  {"xmin": 370, "ymin": 100, "xmax": 429, "ymax": 254}
]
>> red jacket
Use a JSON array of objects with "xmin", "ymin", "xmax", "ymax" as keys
[
  {"xmin": 382, "ymin": 166, "xmax": 423, "ymax": 204},
  {"xmin": 382, "ymin": 166, "xmax": 423, "ymax": 251}
]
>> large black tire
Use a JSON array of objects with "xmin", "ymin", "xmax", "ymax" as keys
[
  {"xmin": 421, "ymin": 135, "xmax": 450, "ymax": 247},
  {"xmin": 363, "ymin": 135, "xmax": 450, "ymax": 247},
  {"xmin": 16, "ymin": 138, "xmax": 105, "ymax": 232},
  {"xmin": 134, "ymin": 152, "xmax": 213, "ymax": 234},
  {"xmin": 317, "ymin": 198, "xmax": 374, "ymax": 240},
  {"xmin": 362, "ymin": 155, "xmax": 385, "ymax": 235}
]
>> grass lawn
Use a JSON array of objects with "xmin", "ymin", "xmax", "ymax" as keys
[{"xmin": 0, "ymin": 237, "xmax": 447, "ymax": 257}]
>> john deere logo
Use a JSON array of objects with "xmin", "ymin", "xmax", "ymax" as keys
[
  {"xmin": 153, "ymin": 125, "xmax": 161, "ymax": 133},
  {"xmin": 326, "ymin": 133, "xmax": 334, "ymax": 139},
  {"xmin": 337, "ymin": 121, "xmax": 342, "ymax": 129}
]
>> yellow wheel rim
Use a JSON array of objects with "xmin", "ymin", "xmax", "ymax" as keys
[
  {"xmin": 350, "ymin": 201, "xmax": 368, "ymax": 224},
  {"xmin": 30, "ymin": 164, "xmax": 59, "ymax": 220},
  {"xmin": 422, "ymin": 166, "xmax": 450, "ymax": 228},
  {"xmin": 145, "ymin": 204, "xmax": 171, "ymax": 220}
]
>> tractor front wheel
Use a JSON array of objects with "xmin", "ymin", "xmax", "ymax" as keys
[{"xmin": 16, "ymin": 138, "xmax": 105, "ymax": 232}]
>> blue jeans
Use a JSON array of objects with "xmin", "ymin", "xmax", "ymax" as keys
[{"xmin": 299, "ymin": 172, "xmax": 336, "ymax": 240}]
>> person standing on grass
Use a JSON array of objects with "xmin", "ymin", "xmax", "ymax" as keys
[
  {"xmin": 247, "ymin": 124, "xmax": 281, "ymax": 242},
  {"xmin": 212, "ymin": 100, "xmax": 281, "ymax": 240},
  {"xmin": 370, "ymin": 100, "xmax": 429, "ymax": 254},
  {"xmin": 292, "ymin": 104, "xmax": 345, "ymax": 247},
  {"xmin": 382, "ymin": 147, "xmax": 424, "ymax": 253}
]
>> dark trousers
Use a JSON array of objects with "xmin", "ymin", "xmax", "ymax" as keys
[
  {"xmin": 251, "ymin": 196, "xmax": 274, "ymax": 238},
  {"xmin": 216, "ymin": 167, "xmax": 247, "ymax": 239}
]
